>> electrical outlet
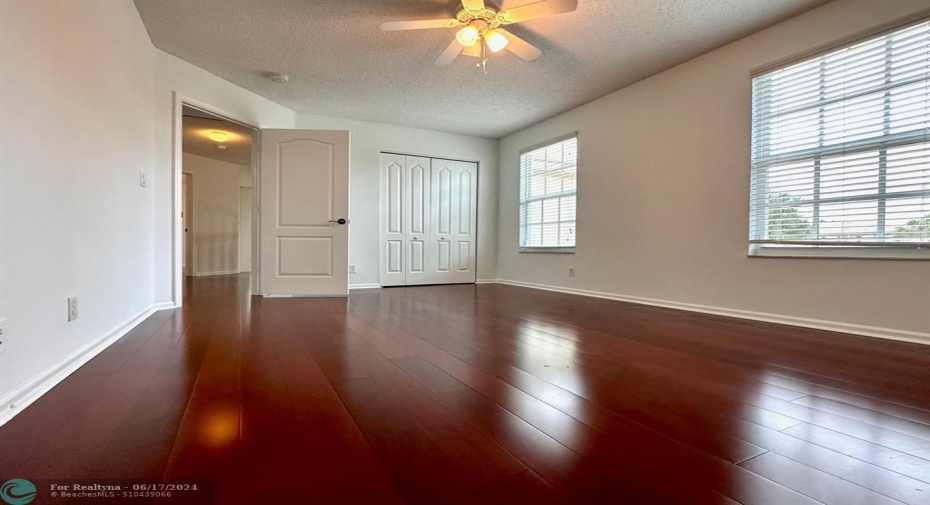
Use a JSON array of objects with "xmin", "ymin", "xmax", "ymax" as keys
[
  {"xmin": 349, "ymin": 265, "xmax": 356, "ymax": 274},
  {"xmin": 568, "ymin": 266, "xmax": 575, "ymax": 277},
  {"xmin": 67, "ymin": 296, "xmax": 79, "ymax": 322},
  {"xmin": 139, "ymin": 171, "xmax": 147, "ymax": 188}
]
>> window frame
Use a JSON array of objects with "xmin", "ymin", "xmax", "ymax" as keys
[
  {"xmin": 518, "ymin": 133, "xmax": 578, "ymax": 254},
  {"xmin": 748, "ymin": 16, "xmax": 930, "ymax": 260}
]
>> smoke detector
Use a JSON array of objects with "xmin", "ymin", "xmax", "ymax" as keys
[{"xmin": 268, "ymin": 73, "xmax": 289, "ymax": 84}]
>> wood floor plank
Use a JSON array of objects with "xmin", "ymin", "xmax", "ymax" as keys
[
  {"xmin": 740, "ymin": 451, "xmax": 904, "ymax": 505},
  {"xmin": 782, "ymin": 423, "xmax": 930, "ymax": 484},
  {"xmin": 792, "ymin": 396, "xmax": 930, "ymax": 440}
]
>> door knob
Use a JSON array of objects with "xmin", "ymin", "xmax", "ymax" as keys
[{"xmin": 328, "ymin": 218, "xmax": 348, "ymax": 225}]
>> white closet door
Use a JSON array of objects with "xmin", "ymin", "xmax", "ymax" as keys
[
  {"xmin": 380, "ymin": 153, "xmax": 478, "ymax": 287},
  {"xmin": 453, "ymin": 161, "xmax": 478, "ymax": 283},
  {"xmin": 427, "ymin": 158, "xmax": 456, "ymax": 285},
  {"xmin": 380, "ymin": 153, "xmax": 406, "ymax": 287},
  {"xmin": 404, "ymin": 156, "xmax": 432, "ymax": 285}
]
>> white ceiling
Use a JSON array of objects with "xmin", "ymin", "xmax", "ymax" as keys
[
  {"xmin": 137, "ymin": 0, "xmax": 831, "ymax": 138},
  {"xmin": 182, "ymin": 107, "xmax": 253, "ymax": 166}
]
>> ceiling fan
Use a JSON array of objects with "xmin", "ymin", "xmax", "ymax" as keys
[{"xmin": 380, "ymin": 0, "xmax": 578, "ymax": 67}]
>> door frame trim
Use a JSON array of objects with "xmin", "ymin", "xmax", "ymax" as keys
[{"xmin": 171, "ymin": 92, "xmax": 260, "ymax": 307}]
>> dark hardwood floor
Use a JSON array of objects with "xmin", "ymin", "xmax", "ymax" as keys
[{"xmin": 2, "ymin": 273, "xmax": 929, "ymax": 504}]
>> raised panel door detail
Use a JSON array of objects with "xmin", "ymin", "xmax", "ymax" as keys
[
  {"xmin": 437, "ymin": 240, "xmax": 451, "ymax": 272},
  {"xmin": 387, "ymin": 240, "xmax": 403, "ymax": 273},
  {"xmin": 409, "ymin": 240, "xmax": 425, "ymax": 273},
  {"xmin": 278, "ymin": 139, "xmax": 333, "ymax": 227},
  {"xmin": 458, "ymin": 170, "xmax": 472, "ymax": 235},
  {"xmin": 456, "ymin": 241, "xmax": 471, "ymax": 272},
  {"xmin": 409, "ymin": 163, "xmax": 427, "ymax": 235},
  {"xmin": 386, "ymin": 162, "xmax": 402, "ymax": 234},
  {"xmin": 436, "ymin": 166, "xmax": 452, "ymax": 235},
  {"xmin": 278, "ymin": 237, "xmax": 333, "ymax": 276}
]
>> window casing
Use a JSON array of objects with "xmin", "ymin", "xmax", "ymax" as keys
[
  {"xmin": 519, "ymin": 135, "xmax": 577, "ymax": 252},
  {"xmin": 749, "ymin": 20, "xmax": 930, "ymax": 257}
]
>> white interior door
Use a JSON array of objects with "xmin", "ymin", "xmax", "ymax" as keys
[
  {"xmin": 452, "ymin": 161, "xmax": 478, "ymax": 283},
  {"xmin": 380, "ymin": 153, "xmax": 406, "ymax": 287},
  {"xmin": 380, "ymin": 153, "xmax": 478, "ymax": 286},
  {"xmin": 259, "ymin": 129, "xmax": 349, "ymax": 296},
  {"xmin": 427, "ymin": 158, "xmax": 456, "ymax": 285}
]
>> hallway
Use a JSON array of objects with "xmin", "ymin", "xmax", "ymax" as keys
[{"xmin": 1, "ymin": 275, "xmax": 929, "ymax": 504}]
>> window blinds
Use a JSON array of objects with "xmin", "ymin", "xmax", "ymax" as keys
[
  {"xmin": 519, "ymin": 136, "xmax": 577, "ymax": 248},
  {"xmin": 750, "ymin": 21, "xmax": 930, "ymax": 246}
]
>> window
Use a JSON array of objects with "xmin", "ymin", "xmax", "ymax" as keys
[
  {"xmin": 519, "ymin": 135, "xmax": 577, "ymax": 252},
  {"xmin": 750, "ymin": 21, "xmax": 930, "ymax": 257}
]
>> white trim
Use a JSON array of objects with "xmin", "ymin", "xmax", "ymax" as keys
[
  {"xmin": 193, "ymin": 270, "xmax": 240, "ymax": 277},
  {"xmin": 492, "ymin": 279, "xmax": 930, "ymax": 346},
  {"xmin": 0, "ymin": 304, "xmax": 165, "ymax": 428},
  {"xmin": 475, "ymin": 279, "xmax": 497, "ymax": 284},
  {"xmin": 151, "ymin": 301, "xmax": 177, "ymax": 311},
  {"xmin": 349, "ymin": 283, "xmax": 382, "ymax": 290}
]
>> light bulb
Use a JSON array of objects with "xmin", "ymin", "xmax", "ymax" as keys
[
  {"xmin": 456, "ymin": 25, "xmax": 480, "ymax": 47},
  {"xmin": 207, "ymin": 131, "xmax": 229, "ymax": 142},
  {"xmin": 485, "ymin": 30, "xmax": 509, "ymax": 53}
]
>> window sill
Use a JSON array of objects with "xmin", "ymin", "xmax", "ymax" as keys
[
  {"xmin": 519, "ymin": 247, "xmax": 576, "ymax": 254},
  {"xmin": 748, "ymin": 244, "xmax": 930, "ymax": 260}
]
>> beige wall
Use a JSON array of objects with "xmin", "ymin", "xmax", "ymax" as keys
[
  {"xmin": 182, "ymin": 153, "xmax": 242, "ymax": 276},
  {"xmin": 496, "ymin": 0, "xmax": 930, "ymax": 341},
  {"xmin": 0, "ymin": 0, "xmax": 157, "ymax": 408},
  {"xmin": 297, "ymin": 113, "xmax": 499, "ymax": 287}
]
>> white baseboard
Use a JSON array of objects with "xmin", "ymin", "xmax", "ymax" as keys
[
  {"xmin": 151, "ymin": 301, "xmax": 176, "ymax": 311},
  {"xmin": 493, "ymin": 279, "xmax": 930, "ymax": 346},
  {"xmin": 194, "ymin": 270, "xmax": 239, "ymax": 277},
  {"xmin": 349, "ymin": 283, "xmax": 382, "ymax": 290},
  {"xmin": 475, "ymin": 279, "xmax": 497, "ymax": 284},
  {"xmin": 0, "ymin": 303, "xmax": 163, "ymax": 428}
]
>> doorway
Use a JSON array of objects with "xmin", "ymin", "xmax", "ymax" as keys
[
  {"xmin": 171, "ymin": 95, "xmax": 351, "ymax": 305},
  {"xmin": 181, "ymin": 105, "xmax": 254, "ymax": 281}
]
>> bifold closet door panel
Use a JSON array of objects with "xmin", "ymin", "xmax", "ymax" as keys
[
  {"xmin": 453, "ymin": 161, "xmax": 478, "ymax": 283},
  {"xmin": 405, "ymin": 156, "xmax": 432, "ymax": 286},
  {"xmin": 380, "ymin": 153, "xmax": 406, "ymax": 286},
  {"xmin": 428, "ymin": 159, "xmax": 457, "ymax": 285}
]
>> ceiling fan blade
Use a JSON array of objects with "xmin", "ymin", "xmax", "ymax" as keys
[
  {"xmin": 498, "ymin": 0, "xmax": 578, "ymax": 24},
  {"xmin": 462, "ymin": 44, "xmax": 482, "ymax": 57},
  {"xmin": 435, "ymin": 39, "xmax": 465, "ymax": 65},
  {"xmin": 462, "ymin": 0, "xmax": 486, "ymax": 10},
  {"xmin": 499, "ymin": 29, "xmax": 542, "ymax": 61},
  {"xmin": 380, "ymin": 19, "xmax": 457, "ymax": 31}
]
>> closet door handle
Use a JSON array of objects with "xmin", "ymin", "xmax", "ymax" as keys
[{"xmin": 328, "ymin": 218, "xmax": 348, "ymax": 225}]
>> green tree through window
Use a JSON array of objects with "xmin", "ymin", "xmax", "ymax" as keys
[
  {"xmin": 768, "ymin": 193, "xmax": 811, "ymax": 240},
  {"xmin": 893, "ymin": 214, "xmax": 930, "ymax": 239}
]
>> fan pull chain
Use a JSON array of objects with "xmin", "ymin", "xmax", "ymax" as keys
[{"xmin": 477, "ymin": 38, "xmax": 489, "ymax": 73}]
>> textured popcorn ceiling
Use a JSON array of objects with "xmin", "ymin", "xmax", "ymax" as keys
[{"xmin": 136, "ymin": 0, "xmax": 830, "ymax": 138}]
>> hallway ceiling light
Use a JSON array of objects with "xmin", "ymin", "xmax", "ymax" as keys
[
  {"xmin": 207, "ymin": 131, "xmax": 230, "ymax": 142},
  {"xmin": 215, "ymin": 145, "xmax": 229, "ymax": 151}
]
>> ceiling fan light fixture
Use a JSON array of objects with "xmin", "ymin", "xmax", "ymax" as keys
[
  {"xmin": 484, "ymin": 29, "xmax": 509, "ymax": 53},
  {"xmin": 455, "ymin": 25, "xmax": 480, "ymax": 47}
]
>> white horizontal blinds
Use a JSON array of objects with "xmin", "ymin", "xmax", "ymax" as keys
[
  {"xmin": 750, "ymin": 21, "xmax": 930, "ymax": 246},
  {"xmin": 519, "ymin": 136, "xmax": 577, "ymax": 248}
]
